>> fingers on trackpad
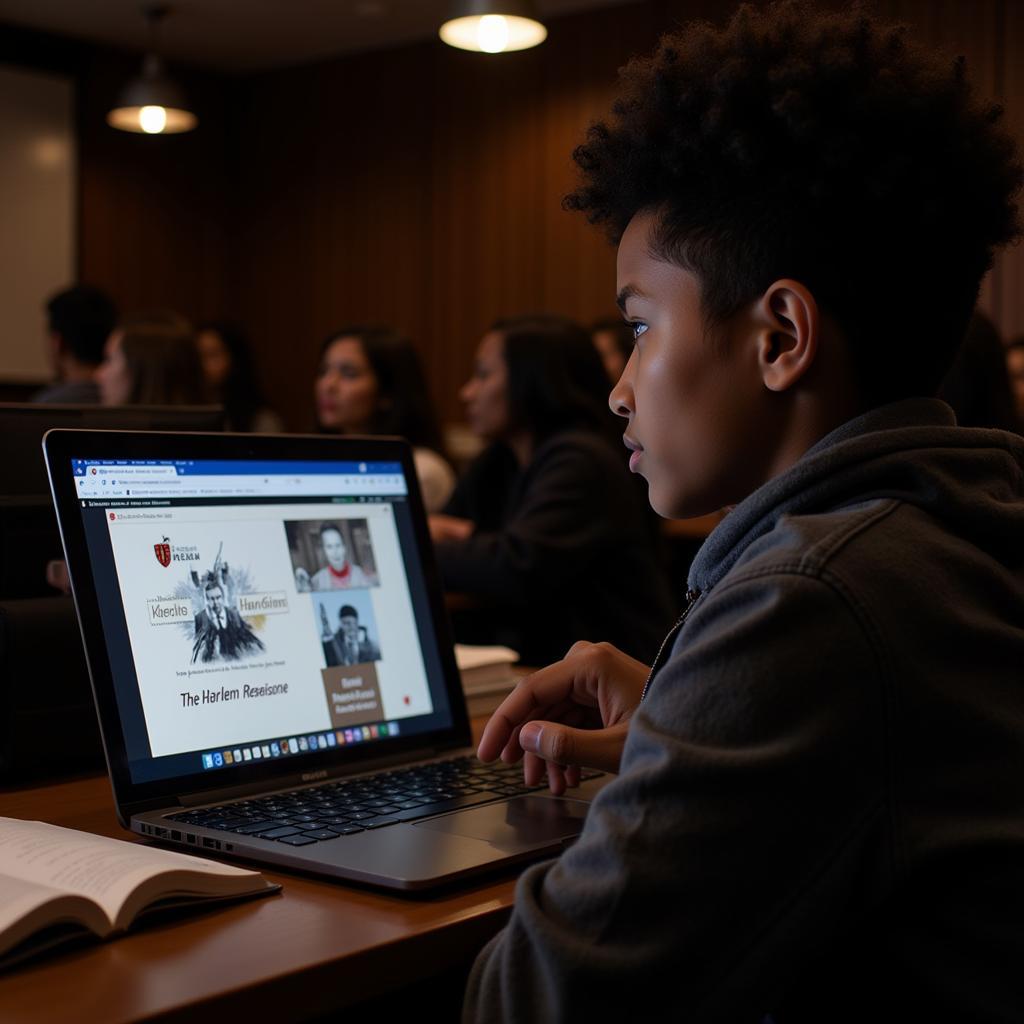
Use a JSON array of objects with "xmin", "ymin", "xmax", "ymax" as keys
[{"xmin": 413, "ymin": 795, "xmax": 590, "ymax": 851}]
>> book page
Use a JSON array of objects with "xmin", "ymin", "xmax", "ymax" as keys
[
  {"xmin": 0, "ymin": 871, "xmax": 108, "ymax": 958},
  {"xmin": 0, "ymin": 819, "xmax": 263, "ymax": 927},
  {"xmin": 455, "ymin": 644, "xmax": 520, "ymax": 671}
]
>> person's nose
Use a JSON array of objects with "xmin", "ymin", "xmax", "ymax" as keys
[{"xmin": 608, "ymin": 350, "xmax": 636, "ymax": 419}]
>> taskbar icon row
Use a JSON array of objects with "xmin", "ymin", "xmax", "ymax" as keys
[{"xmin": 200, "ymin": 721, "xmax": 400, "ymax": 770}]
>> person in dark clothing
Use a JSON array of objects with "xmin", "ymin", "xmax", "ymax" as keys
[
  {"xmin": 465, "ymin": 3, "xmax": 1024, "ymax": 1022},
  {"xmin": 431, "ymin": 315, "xmax": 673, "ymax": 665},
  {"xmin": 939, "ymin": 311, "xmax": 1023, "ymax": 433},
  {"xmin": 35, "ymin": 285, "xmax": 117, "ymax": 404},
  {"xmin": 590, "ymin": 316, "xmax": 634, "ymax": 383},
  {"xmin": 196, "ymin": 322, "xmax": 282, "ymax": 432},
  {"xmin": 96, "ymin": 313, "xmax": 205, "ymax": 407}
]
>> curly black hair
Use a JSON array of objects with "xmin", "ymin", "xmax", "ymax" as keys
[{"xmin": 565, "ymin": 1, "xmax": 1022, "ymax": 405}]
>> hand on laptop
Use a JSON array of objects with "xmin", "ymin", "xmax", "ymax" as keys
[{"xmin": 477, "ymin": 641, "xmax": 649, "ymax": 795}]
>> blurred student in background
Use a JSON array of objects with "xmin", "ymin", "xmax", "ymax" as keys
[
  {"xmin": 939, "ymin": 311, "xmax": 1022, "ymax": 433},
  {"xmin": 196, "ymin": 322, "xmax": 282, "ymax": 432},
  {"xmin": 430, "ymin": 314, "xmax": 673, "ymax": 666},
  {"xmin": 590, "ymin": 317, "xmax": 634, "ymax": 384},
  {"xmin": 35, "ymin": 285, "xmax": 117, "ymax": 404},
  {"xmin": 1006, "ymin": 337, "xmax": 1024, "ymax": 425},
  {"xmin": 315, "ymin": 326, "xmax": 455, "ymax": 511},
  {"xmin": 95, "ymin": 314, "xmax": 205, "ymax": 406}
]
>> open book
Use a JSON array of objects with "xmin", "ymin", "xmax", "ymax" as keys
[{"xmin": 0, "ymin": 817, "xmax": 279, "ymax": 970}]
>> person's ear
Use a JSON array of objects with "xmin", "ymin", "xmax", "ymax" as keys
[{"xmin": 754, "ymin": 279, "xmax": 819, "ymax": 392}]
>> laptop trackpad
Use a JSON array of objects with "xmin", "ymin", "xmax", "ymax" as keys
[{"xmin": 413, "ymin": 795, "xmax": 590, "ymax": 852}]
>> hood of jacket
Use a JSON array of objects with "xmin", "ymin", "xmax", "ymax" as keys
[{"xmin": 689, "ymin": 398, "xmax": 1024, "ymax": 593}]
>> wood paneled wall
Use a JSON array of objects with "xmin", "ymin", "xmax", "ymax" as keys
[
  {"xmin": 232, "ymin": 2, "xmax": 683, "ymax": 429},
  {"xmin": 0, "ymin": 23, "xmax": 233, "ymax": 335},
  {"xmin": 5, "ymin": 1, "xmax": 1024, "ymax": 428},
  {"xmin": 77, "ymin": 51, "xmax": 233, "ymax": 325},
  {"xmin": 230, "ymin": 0, "xmax": 1024, "ymax": 429}
]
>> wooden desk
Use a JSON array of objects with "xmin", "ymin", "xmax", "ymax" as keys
[{"xmin": 0, "ymin": 723, "xmax": 518, "ymax": 1023}]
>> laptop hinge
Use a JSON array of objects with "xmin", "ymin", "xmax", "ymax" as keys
[{"xmin": 175, "ymin": 746, "xmax": 460, "ymax": 807}]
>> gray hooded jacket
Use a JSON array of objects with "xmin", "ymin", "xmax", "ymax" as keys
[{"xmin": 464, "ymin": 399, "xmax": 1024, "ymax": 1023}]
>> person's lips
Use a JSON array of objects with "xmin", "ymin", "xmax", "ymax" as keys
[{"xmin": 623, "ymin": 436, "xmax": 643, "ymax": 472}]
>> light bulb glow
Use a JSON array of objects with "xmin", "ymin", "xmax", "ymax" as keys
[
  {"xmin": 139, "ymin": 105, "xmax": 167, "ymax": 133},
  {"xmin": 477, "ymin": 15, "xmax": 509, "ymax": 53},
  {"xmin": 439, "ymin": 14, "xmax": 547, "ymax": 53}
]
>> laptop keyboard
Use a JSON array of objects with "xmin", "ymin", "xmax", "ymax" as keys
[{"xmin": 166, "ymin": 755, "xmax": 604, "ymax": 847}]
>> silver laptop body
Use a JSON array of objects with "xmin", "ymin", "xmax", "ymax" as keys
[{"xmin": 44, "ymin": 429, "xmax": 606, "ymax": 890}]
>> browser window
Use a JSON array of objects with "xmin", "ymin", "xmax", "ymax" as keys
[{"xmin": 70, "ymin": 457, "xmax": 453, "ymax": 784}]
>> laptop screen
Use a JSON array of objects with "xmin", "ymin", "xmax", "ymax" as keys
[{"xmin": 69, "ymin": 455, "xmax": 457, "ymax": 785}]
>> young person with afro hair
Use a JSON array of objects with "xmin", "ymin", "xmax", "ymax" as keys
[{"xmin": 466, "ymin": 3, "xmax": 1024, "ymax": 1021}]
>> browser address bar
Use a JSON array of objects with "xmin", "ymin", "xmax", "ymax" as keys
[{"xmin": 91, "ymin": 466, "xmax": 178, "ymax": 477}]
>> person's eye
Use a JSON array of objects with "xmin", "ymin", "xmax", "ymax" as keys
[{"xmin": 629, "ymin": 321, "xmax": 648, "ymax": 342}]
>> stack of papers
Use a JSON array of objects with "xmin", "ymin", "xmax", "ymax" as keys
[{"xmin": 455, "ymin": 644, "xmax": 520, "ymax": 716}]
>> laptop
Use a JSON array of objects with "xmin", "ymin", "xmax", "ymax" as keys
[
  {"xmin": 43, "ymin": 429, "xmax": 608, "ymax": 890},
  {"xmin": 2, "ymin": 403, "xmax": 224, "ymax": 498},
  {"xmin": 1, "ymin": 404, "xmax": 223, "ymax": 599}
]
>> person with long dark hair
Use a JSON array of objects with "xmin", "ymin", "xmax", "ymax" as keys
[
  {"xmin": 315, "ymin": 326, "xmax": 455, "ymax": 511},
  {"xmin": 95, "ymin": 314, "xmax": 205, "ymax": 406},
  {"xmin": 430, "ymin": 314, "xmax": 673, "ymax": 665},
  {"xmin": 590, "ymin": 316, "xmax": 634, "ymax": 383},
  {"xmin": 939, "ymin": 311, "xmax": 1023, "ymax": 433},
  {"xmin": 196, "ymin": 322, "xmax": 282, "ymax": 432}
]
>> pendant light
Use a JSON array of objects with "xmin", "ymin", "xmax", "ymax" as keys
[
  {"xmin": 439, "ymin": 0, "xmax": 547, "ymax": 54},
  {"xmin": 107, "ymin": 5, "xmax": 197, "ymax": 135}
]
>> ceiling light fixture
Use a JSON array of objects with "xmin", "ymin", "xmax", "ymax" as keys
[
  {"xmin": 107, "ymin": 5, "xmax": 197, "ymax": 135},
  {"xmin": 439, "ymin": 0, "xmax": 547, "ymax": 54}
]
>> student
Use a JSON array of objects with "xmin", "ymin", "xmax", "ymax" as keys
[
  {"xmin": 589, "ymin": 316, "xmax": 633, "ymax": 383},
  {"xmin": 465, "ymin": 4, "xmax": 1024, "ymax": 1021},
  {"xmin": 96, "ymin": 314, "xmax": 205, "ymax": 406},
  {"xmin": 1004, "ymin": 336, "xmax": 1024, "ymax": 423},
  {"xmin": 315, "ymin": 327, "xmax": 455, "ymax": 511},
  {"xmin": 939, "ymin": 312, "xmax": 1022, "ymax": 433},
  {"xmin": 431, "ymin": 314, "xmax": 673, "ymax": 666},
  {"xmin": 34, "ymin": 285, "xmax": 117, "ymax": 403},
  {"xmin": 195, "ymin": 321, "xmax": 283, "ymax": 432}
]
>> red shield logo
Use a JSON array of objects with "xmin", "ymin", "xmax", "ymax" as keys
[{"xmin": 154, "ymin": 543, "xmax": 171, "ymax": 567}]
